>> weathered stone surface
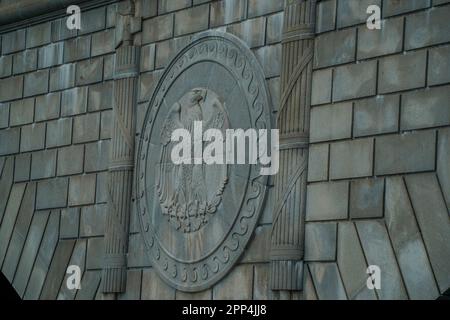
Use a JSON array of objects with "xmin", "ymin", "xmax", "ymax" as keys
[
  {"xmin": 383, "ymin": 0, "xmax": 430, "ymax": 17},
  {"xmin": 155, "ymin": 36, "xmax": 191, "ymax": 69},
  {"xmin": 118, "ymin": 269, "xmax": 142, "ymax": 300},
  {"xmin": 337, "ymin": 222, "xmax": 376, "ymax": 300},
  {"xmin": 140, "ymin": 43, "xmax": 155, "ymax": 73},
  {"xmin": 401, "ymin": 86, "xmax": 450, "ymax": 130},
  {"xmin": 13, "ymin": 49, "xmax": 37, "ymax": 74},
  {"xmin": 305, "ymin": 222, "xmax": 337, "ymax": 261},
  {"xmin": 357, "ymin": 17, "xmax": 403, "ymax": 59},
  {"xmin": 254, "ymin": 44, "xmax": 281, "ymax": 78},
  {"xmin": 0, "ymin": 103, "xmax": 9, "ymax": 128},
  {"xmin": 64, "ymin": 36, "xmax": 91, "ymax": 63},
  {"xmin": 88, "ymin": 81, "xmax": 113, "ymax": 112},
  {"xmin": 36, "ymin": 178, "xmax": 68, "ymax": 210},
  {"xmin": 375, "ymin": 130, "xmax": 436, "ymax": 175},
  {"xmin": 356, "ymin": 220, "xmax": 408, "ymax": 300},
  {"xmin": 79, "ymin": 7, "xmax": 106, "ymax": 35},
  {"xmin": 24, "ymin": 69, "xmax": 49, "ymax": 97},
  {"xmin": 60, "ymin": 207, "xmax": 80, "ymax": 239},
  {"xmin": 437, "ymin": 128, "xmax": 450, "ymax": 210},
  {"xmin": 61, "ymin": 87, "xmax": 88, "ymax": 116},
  {"xmin": 26, "ymin": 22, "xmax": 51, "ymax": 48},
  {"xmin": 311, "ymin": 68, "xmax": 332, "ymax": 106},
  {"xmin": 350, "ymin": 178, "xmax": 384, "ymax": 219},
  {"xmin": 91, "ymin": 29, "xmax": 115, "ymax": 57},
  {"xmin": 100, "ymin": 110, "xmax": 112, "ymax": 140},
  {"xmin": 248, "ymin": 0, "xmax": 283, "ymax": 18},
  {"xmin": 333, "ymin": 60, "xmax": 377, "ymax": 102},
  {"xmin": 142, "ymin": 14, "xmax": 174, "ymax": 44},
  {"xmin": 38, "ymin": 42, "xmax": 64, "ymax": 68},
  {"xmin": 20, "ymin": 123, "xmax": 45, "ymax": 152},
  {"xmin": 379, "ymin": 50, "xmax": 427, "ymax": 94},
  {"xmin": 51, "ymin": 17, "xmax": 77, "ymax": 42},
  {"xmin": 49, "ymin": 63, "xmax": 76, "ymax": 91},
  {"xmin": 227, "ymin": 17, "xmax": 266, "ymax": 48},
  {"xmin": 354, "ymin": 94, "xmax": 399, "ymax": 137},
  {"xmin": 314, "ymin": 28, "xmax": 356, "ymax": 68},
  {"xmin": 211, "ymin": 0, "xmax": 246, "ymax": 27},
  {"xmin": 79, "ymin": 204, "xmax": 106, "ymax": 237},
  {"xmin": 57, "ymin": 145, "xmax": 84, "ymax": 176},
  {"xmin": 174, "ymin": 5, "xmax": 209, "ymax": 36},
  {"xmin": 138, "ymin": 70, "xmax": 163, "ymax": 101},
  {"xmin": 103, "ymin": 54, "xmax": 115, "ymax": 81},
  {"xmin": 337, "ymin": 0, "xmax": 381, "ymax": 28},
  {"xmin": 307, "ymin": 143, "xmax": 329, "ymax": 182},
  {"xmin": 0, "ymin": 128, "xmax": 20, "ymax": 155},
  {"xmin": 95, "ymin": 171, "xmax": 108, "ymax": 204},
  {"xmin": 158, "ymin": 0, "xmax": 191, "ymax": 14},
  {"xmin": 84, "ymin": 140, "xmax": 110, "ymax": 173},
  {"xmin": 69, "ymin": 174, "xmax": 96, "ymax": 206},
  {"xmin": 57, "ymin": 239, "xmax": 87, "ymax": 300},
  {"xmin": 76, "ymin": 57, "xmax": 103, "ymax": 86},
  {"xmin": 86, "ymin": 237, "xmax": 104, "ymax": 270},
  {"xmin": 176, "ymin": 289, "xmax": 212, "ymax": 300},
  {"xmin": 75, "ymin": 270, "xmax": 101, "ymax": 300},
  {"xmin": 405, "ymin": 5, "xmax": 450, "ymax": 50},
  {"xmin": 316, "ymin": 0, "xmax": 336, "ymax": 34},
  {"xmin": 0, "ymin": 157, "xmax": 14, "ymax": 221},
  {"xmin": 14, "ymin": 153, "xmax": 31, "ymax": 182},
  {"xmin": 241, "ymin": 225, "xmax": 270, "ymax": 263},
  {"xmin": 303, "ymin": 265, "xmax": 318, "ymax": 300},
  {"xmin": 141, "ymin": 268, "xmax": 176, "ymax": 300},
  {"xmin": 253, "ymin": 264, "xmax": 270, "ymax": 300},
  {"xmin": 9, "ymin": 98, "xmax": 34, "ymax": 126},
  {"xmin": 136, "ymin": 0, "xmax": 157, "ymax": 19},
  {"xmin": 2, "ymin": 30, "xmax": 26, "ymax": 54},
  {"xmin": 266, "ymin": 12, "xmax": 283, "ymax": 44},
  {"xmin": 35, "ymin": 92, "xmax": 60, "ymax": 122},
  {"xmin": 127, "ymin": 233, "xmax": 151, "ymax": 268},
  {"xmin": 213, "ymin": 264, "xmax": 253, "ymax": 299},
  {"xmin": 428, "ymin": 44, "xmax": 450, "ymax": 86},
  {"xmin": 405, "ymin": 173, "xmax": 450, "ymax": 292},
  {"xmin": 0, "ymin": 75, "xmax": 23, "ymax": 102},
  {"xmin": 73, "ymin": 113, "xmax": 100, "ymax": 144},
  {"xmin": 306, "ymin": 181, "xmax": 349, "ymax": 221},
  {"xmin": 310, "ymin": 102, "xmax": 353, "ymax": 142},
  {"xmin": 0, "ymin": 55, "xmax": 12, "ymax": 78},
  {"xmin": 46, "ymin": 118, "xmax": 72, "ymax": 148},
  {"xmin": 385, "ymin": 177, "xmax": 439, "ymax": 299},
  {"xmin": 330, "ymin": 138, "xmax": 374, "ymax": 180},
  {"xmin": 308, "ymin": 262, "xmax": 347, "ymax": 300},
  {"xmin": 31, "ymin": 149, "xmax": 57, "ymax": 180}
]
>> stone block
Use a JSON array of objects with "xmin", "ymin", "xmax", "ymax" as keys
[
  {"xmin": 266, "ymin": 12, "xmax": 283, "ymax": 44},
  {"xmin": 127, "ymin": 233, "xmax": 151, "ymax": 268},
  {"xmin": 57, "ymin": 145, "xmax": 84, "ymax": 176},
  {"xmin": 213, "ymin": 264, "xmax": 253, "ymax": 299},
  {"xmin": 80, "ymin": 204, "xmax": 107, "ymax": 237},
  {"xmin": 337, "ymin": 0, "xmax": 381, "ymax": 28},
  {"xmin": 158, "ymin": 0, "xmax": 191, "ymax": 14},
  {"xmin": 24, "ymin": 69, "xmax": 49, "ymax": 97},
  {"xmin": 155, "ymin": 36, "xmax": 191, "ymax": 69},
  {"xmin": 174, "ymin": 5, "xmax": 209, "ymax": 37},
  {"xmin": 20, "ymin": 123, "xmax": 45, "ymax": 152},
  {"xmin": 60, "ymin": 207, "xmax": 80, "ymax": 239},
  {"xmin": 311, "ymin": 68, "xmax": 332, "ymax": 106},
  {"xmin": 248, "ymin": 0, "xmax": 283, "ymax": 18},
  {"xmin": 141, "ymin": 268, "xmax": 175, "ymax": 299},
  {"xmin": 36, "ymin": 177, "xmax": 68, "ymax": 209},
  {"xmin": 241, "ymin": 225, "xmax": 270, "ymax": 263},
  {"xmin": 210, "ymin": 0, "xmax": 246, "ymax": 27},
  {"xmin": 76, "ymin": 57, "xmax": 103, "ymax": 86},
  {"xmin": 428, "ymin": 44, "xmax": 450, "ymax": 86},
  {"xmin": 58, "ymin": 239, "xmax": 87, "ymax": 300},
  {"xmin": 0, "ymin": 76, "xmax": 23, "ymax": 102},
  {"xmin": 142, "ymin": 14, "xmax": 174, "ymax": 44},
  {"xmin": 378, "ymin": 50, "xmax": 427, "ymax": 94},
  {"xmin": 73, "ymin": 113, "xmax": 100, "ymax": 144},
  {"xmin": 401, "ymin": 86, "xmax": 450, "ymax": 130},
  {"xmin": 79, "ymin": 7, "xmax": 106, "ymax": 35},
  {"xmin": 437, "ymin": 128, "xmax": 450, "ymax": 210},
  {"xmin": 139, "ymin": 70, "xmax": 163, "ymax": 101},
  {"xmin": 9, "ymin": 98, "xmax": 34, "ymax": 127},
  {"xmin": 49, "ymin": 63, "xmax": 76, "ymax": 92},
  {"xmin": 91, "ymin": 29, "xmax": 115, "ymax": 57},
  {"xmin": 357, "ymin": 17, "xmax": 403, "ymax": 60},
  {"xmin": 375, "ymin": 130, "xmax": 436, "ymax": 175},
  {"xmin": 100, "ymin": 110, "xmax": 112, "ymax": 139},
  {"xmin": 140, "ymin": 43, "xmax": 155, "ymax": 73},
  {"xmin": 316, "ymin": 0, "xmax": 336, "ymax": 34},
  {"xmin": 118, "ymin": 269, "xmax": 142, "ymax": 300},
  {"xmin": 75, "ymin": 271, "xmax": 101, "ymax": 300},
  {"xmin": 310, "ymin": 102, "xmax": 353, "ymax": 142},
  {"xmin": 2, "ymin": 30, "xmax": 26, "ymax": 54},
  {"xmin": 353, "ymin": 94, "xmax": 399, "ymax": 137},
  {"xmin": 88, "ymin": 81, "xmax": 113, "ymax": 112},
  {"xmin": 254, "ymin": 44, "xmax": 281, "ymax": 78},
  {"xmin": 314, "ymin": 28, "xmax": 356, "ymax": 68},
  {"xmin": 383, "ymin": 0, "xmax": 430, "ymax": 17},
  {"xmin": 69, "ymin": 174, "xmax": 96, "ymax": 206},
  {"xmin": 405, "ymin": 6, "xmax": 450, "ymax": 50},
  {"xmin": 14, "ymin": 153, "xmax": 31, "ymax": 182},
  {"xmin": 0, "ymin": 103, "xmax": 9, "ymax": 128},
  {"xmin": 38, "ymin": 42, "xmax": 64, "ymax": 68},
  {"xmin": 13, "ymin": 49, "xmax": 37, "ymax": 74},
  {"xmin": 305, "ymin": 222, "xmax": 337, "ymax": 261},
  {"xmin": 308, "ymin": 262, "xmax": 347, "ymax": 300},
  {"xmin": 86, "ymin": 237, "xmax": 104, "ymax": 269},
  {"xmin": 306, "ymin": 181, "xmax": 349, "ymax": 221},
  {"xmin": 31, "ymin": 149, "xmax": 57, "ymax": 180},
  {"xmin": 307, "ymin": 143, "xmax": 329, "ymax": 182},
  {"xmin": 84, "ymin": 140, "xmax": 110, "ymax": 173},
  {"xmin": 227, "ymin": 17, "xmax": 266, "ymax": 49},
  {"xmin": 64, "ymin": 36, "xmax": 91, "ymax": 63},
  {"xmin": 330, "ymin": 138, "xmax": 374, "ymax": 180},
  {"xmin": 267, "ymin": 77, "xmax": 280, "ymax": 111},
  {"xmin": 136, "ymin": 0, "xmax": 157, "ymax": 19},
  {"xmin": 350, "ymin": 178, "xmax": 384, "ymax": 219},
  {"xmin": 253, "ymin": 264, "xmax": 270, "ymax": 300},
  {"xmin": 26, "ymin": 22, "xmax": 51, "ymax": 48},
  {"xmin": 176, "ymin": 289, "xmax": 212, "ymax": 300},
  {"xmin": 51, "ymin": 17, "xmax": 77, "ymax": 42},
  {"xmin": 61, "ymin": 87, "xmax": 88, "ymax": 116},
  {"xmin": 35, "ymin": 92, "xmax": 61, "ymax": 122},
  {"xmin": 46, "ymin": 118, "xmax": 72, "ymax": 148},
  {"xmin": 333, "ymin": 60, "xmax": 377, "ymax": 102},
  {"xmin": 0, "ymin": 55, "xmax": 12, "ymax": 78},
  {"xmin": 103, "ymin": 54, "xmax": 115, "ymax": 80},
  {"xmin": 0, "ymin": 128, "xmax": 20, "ymax": 155},
  {"xmin": 95, "ymin": 171, "xmax": 108, "ymax": 204}
]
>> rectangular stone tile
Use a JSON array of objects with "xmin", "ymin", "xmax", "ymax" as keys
[
  {"xmin": 14, "ymin": 153, "xmax": 31, "ymax": 182},
  {"xmin": 24, "ymin": 69, "xmax": 49, "ymax": 97},
  {"xmin": 428, "ymin": 44, "xmax": 450, "ymax": 86},
  {"xmin": 49, "ymin": 63, "xmax": 76, "ymax": 92},
  {"xmin": 139, "ymin": 70, "xmax": 163, "ymax": 101},
  {"xmin": 79, "ymin": 204, "xmax": 106, "ymax": 237},
  {"xmin": 314, "ymin": 28, "xmax": 356, "ymax": 68},
  {"xmin": 0, "ymin": 75, "xmax": 23, "ymax": 102},
  {"xmin": 306, "ymin": 181, "xmax": 349, "ymax": 221},
  {"xmin": 60, "ymin": 207, "xmax": 80, "ymax": 239},
  {"xmin": 38, "ymin": 42, "xmax": 64, "ymax": 68},
  {"xmin": 26, "ymin": 22, "xmax": 51, "ymax": 48},
  {"xmin": 383, "ymin": 0, "xmax": 430, "ymax": 17},
  {"xmin": 91, "ymin": 29, "xmax": 115, "ymax": 57},
  {"xmin": 356, "ymin": 220, "xmax": 408, "ymax": 300},
  {"xmin": 254, "ymin": 44, "xmax": 281, "ymax": 78},
  {"xmin": 253, "ymin": 264, "xmax": 271, "ymax": 300},
  {"xmin": 0, "ymin": 103, "xmax": 9, "ymax": 128},
  {"xmin": 227, "ymin": 17, "xmax": 266, "ymax": 49},
  {"xmin": 51, "ymin": 17, "xmax": 77, "ymax": 42},
  {"xmin": 46, "ymin": 118, "xmax": 72, "ymax": 148},
  {"xmin": 141, "ymin": 268, "xmax": 175, "ymax": 300},
  {"xmin": 127, "ymin": 233, "xmax": 151, "ymax": 268},
  {"xmin": 316, "ymin": 0, "xmax": 336, "ymax": 34},
  {"xmin": 353, "ymin": 94, "xmax": 399, "ymax": 137},
  {"xmin": 76, "ymin": 57, "xmax": 103, "ymax": 86},
  {"xmin": 401, "ymin": 86, "xmax": 450, "ymax": 130},
  {"xmin": 9, "ymin": 98, "xmax": 34, "ymax": 127},
  {"xmin": 174, "ymin": 5, "xmax": 209, "ymax": 37},
  {"xmin": 95, "ymin": 171, "xmax": 108, "ymax": 204},
  {"xmin": 405, "ymin": 173, "xmax": 450, "ymax": 293},
  {"xmin": 305, "ymin": 222, "xmax": 337, "ymax": 261},
  {"xmin": 69, "ymin": 174, "xmax": 96, "ymax": 206},
  {"xmin": 0, "ymin": 157, "xmax": 14, "ymax": 221},
  {"xmin": 337, "ymin": 0, "xmax": 381, "ymax": 28},
  {"xmin": 375, "ymin": 130, "xmax": 436, "ymax": 175},
  {"xmin": 303, "ymin": 264, "xmax": 318, "ymax": 300},
  {"xmin": 75, "ymin": 270, "xmax": 101, "ymax": 300},
  {"xmin": 310, "ymin": 102, "xmax": 353, "ymax": 142},
  {"xmin": 73, "ymin": 113, "xmax": 100, "ymax": 144},
  {"xmin": 142, "ymin": 14, "xmax": 174, "ymax": 44},
  {"xmin": 0, "ymin": 128, "xmax": 20, "ymax": 155},
  {"xmin": 61, "ymin": 87, "xmax": 87, "ymax": 116},
  {"xmin": 31, "ymin": 149, "xmax": 57, "ymax": 180},
  {"xmin": 210, "ymin": 0, "xmax": 246, "ymax": 27},
  {"xmin": 118, "ymin": 269, "xmax": 142, "ymax": 300},
  {"xmin": 35, "ymin": 92, "xmax": 61, "ymax": 122},
  {"xmin": 405, "ymin": 5, "xmax": 450, "ymax": 50},
  {"xmin": 135, "ymin": 0, "xmax": 157, "ymax": 19},
  {"xmin": 86, "ymin": 237, "xmax": 104, "ymax": 270},
  {"xmin": 213, "ymin": 264, "xmax": 253, "ymax": 300},
  {"xmin": 1, "ymin": 30, "xmax": 26, "ymax": 54},
  {"xmin": 57, "ymin": 145, "xmax": 84, "ymax": 176},
  {"xmin": 307, "ymin": 143, "xmax": 329, "ymax": 182},
  {"xmin": 79, "ymin": 7, "xmax": 106, "ymax": 35},
  {"xmin": 140, "ymin": 43, "xmax": 155, "ymax": 73},
  {"xmin": 84, "ymin": 140, "xmax": 110, "ymax": 173},
  {"xmin": 308, "ymin": 262, "xmax": 347, "ymax": 300},
  {"xmin": 350, "ymin": 178, "xmax": 384, "ymax": 219},
  {"xmin": 385, "ymin": 177, "xmax": 439, "ymax": 299},
  {"xmin": 20, "ymin": 123, "xmax": 45, "ymax": 152},
  {"xmin": 0, "ymin": 55, "xmax": 13, "ymax": 78},
  {"xmin": 13, "ymin": 49, "xmax": 37, "ymax": 74},
  {"xmin": 158, "ymin": 0, "xmax": 191, "ymax": 14},
  {"xmin": 333, "ymin": 60, "xmax": 377, "ymax": 102},
  {"xmin": 176, "ymin": 289, "xmax": 212, "ymax": 300},
  {"xmin": 155, "ymin": 36, "xmax": 191, "ymax": 69},
  {"xmin": 437, "ymin": 128, "xmax": 450, "ymax": 211},
  {"xmin": 36, "ymin": 178, "xmax": 68, "ymax": 210},
  {"xmin": 100, "ymin": 110, "xmax": 112, "ymax": 140},
  {"xmin": 57, "ymin": 239, "xmax": 87, "ymax": 300},
  {"xmin": 88, "ymin": 81, "xmax": 113, "ymax": 112},
  {"xmin": 311, "ymin": 68, "xmax": 332, "ymax": 106},
  {"xmin": 241, "ymin": 225, "xmax": 270, "ymax": 263},
  {"xmin": 103, "ymin": 54, "xmax": 115, "ymax": 80},
  {"xmin": 330, "ymin": 138, "xmax": 374, "ymax": 180},
  {"xmin": 266, "ymin": 12, "xmax": 283, "ymax": 44},
  {"xmin": 248, "ymin": 0, "xmax": 283, "ymax": 18},
  {"xmin": 64, "ymin": 36, "xmax": 91, "ymax": 63}
]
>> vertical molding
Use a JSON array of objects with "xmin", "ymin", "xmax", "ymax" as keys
[
  {"xmin": 102, "ymin": 0, "xmax": 140, "ymax": 294},
  {"xmin": 270, "ymin": 0, "xmax": 316, "ymax": 295}
]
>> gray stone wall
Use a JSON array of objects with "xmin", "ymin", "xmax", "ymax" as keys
[{"xmin": 304, "ymin": 0, "xmax": 450, "ymax": 300}]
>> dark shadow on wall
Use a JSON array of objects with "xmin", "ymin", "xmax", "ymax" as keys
[{"xmin": 0, "ymin": 272, "xmax": 20, "ymax": 301}]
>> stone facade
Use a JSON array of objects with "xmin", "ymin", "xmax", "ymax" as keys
[{"xmin": 0, "ymin": 0, "xmax": 449, "ymax": 300}]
